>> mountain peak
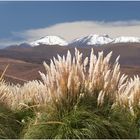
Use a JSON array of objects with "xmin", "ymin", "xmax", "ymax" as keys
[
  {"xmin": 113, "ymin": 36, "xmax": 140, "ymax": 43},
  {"xmin": 70, "ymin": 34, "xmax": 113, "ymax": 46},
  {"xmin": 30, "ymin": 35, "xmax": 68, "ymax": 46}
]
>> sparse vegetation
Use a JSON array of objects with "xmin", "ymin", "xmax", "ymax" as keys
[{"xmin": 0, "ymin": 48, "xmax": 140, "ymax": 139}]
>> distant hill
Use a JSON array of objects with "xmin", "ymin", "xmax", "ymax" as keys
[
  {"xmin": 1, "ymin": 42, "xmax": 140, "ymax": 84},
  {"xmin": 3, "ymin": 43, "xmax": 140, "ymax": 66}
]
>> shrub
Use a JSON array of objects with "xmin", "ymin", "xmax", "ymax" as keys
[{"xmin": 21, "ymin": 96, "xmax": 139, "ymax": 139}]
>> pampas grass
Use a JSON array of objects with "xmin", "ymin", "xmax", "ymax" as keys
[
  {"xmin": 0, "ymin": 48, "xmax": 139, "ymax": 138},
  {"xmin": 0, "ymin": 48, "xmax": 139, "ymax": 114}
]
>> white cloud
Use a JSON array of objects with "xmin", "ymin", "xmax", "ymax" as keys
[
  {"xmin": 13, "ymin": 20, "xmax": 140, "ymax": 43},
  {"xmin": 1, "ymin": 20, "xmax": 140, "ymax": 47}
]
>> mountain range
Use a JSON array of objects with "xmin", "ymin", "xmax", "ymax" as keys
[
  {"xmin": 28, "ymin": 34, "xmax": 140, "ymax": 47},
  {"xmin": 1, "ymin": 34, "xmax": 140, "ymax": 84}
]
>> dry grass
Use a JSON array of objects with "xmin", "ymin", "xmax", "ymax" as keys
[
  {"xmin": 0, "ymin": 48, "xmax": 139, "ymax": 114},
  {"xmin": 0, "ymin": 48, "xmax": 140, "ymax": 138}
]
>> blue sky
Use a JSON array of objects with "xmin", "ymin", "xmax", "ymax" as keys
[{"xmin": 0, "ymin": 1, "xmax": 140, "ymax": 47}]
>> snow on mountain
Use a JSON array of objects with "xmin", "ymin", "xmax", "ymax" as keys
[
  {"xmin": 30, "ymin": 35, "xmax": 68, "ymax": 46},
  {"xmin": 29, "ymin": 34, "xmax": 140, "ymax": 47},
  {"xmin": 113, "ymin": 36, "xmax": 140, "ymax": 43},
  {"xmin": 70, "ymin": 34, "xmax": 113, "ymax": 46}
]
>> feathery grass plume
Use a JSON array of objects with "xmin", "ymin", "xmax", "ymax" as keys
[
  {"xmin": 0, "ymin": 81, "xmax": 17, "ymax": 108},
  {"xmin": 86, "ymin": 49, "xmax": 128, "ymax": 105},
  {"xmin": 0, "ymin": 64, "xmax": 13, "ymax": 107},
  {"xmin": 0, "ymin": 80, "xmax": 47, "ymax": 110},
  {"xmin": 39, "ymin": 49, "xmax": 86, "ymax": 113},
  {"xmin": 39, "ymin": 48, "xmax": 128, "ymax": 112},
  {"xmin": 17, "ymin": 80, "xmax": 47, "ymax": 108},
  {"xmin": 115, "ymin": 75, "xmax": 140, "ymax": 115}
]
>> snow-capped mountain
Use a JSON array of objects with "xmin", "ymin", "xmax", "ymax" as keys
[
  {"xmin": 30, "ymin": 35, "xmax": 68, "ymax": 46},
  {"xmin": 29, "ymin": 34, "xmax": 140, "ymax": 47},
  {"xmin": 113, "ymin": 36, "xmax": 140, "ymax": 43},
  {"xmin": 70, "ymin": 34, "xmax": 113, "ymax": 46},
  {"xmin": 69, "ymin": 34, "xmax": 140, "ymax": 47}
]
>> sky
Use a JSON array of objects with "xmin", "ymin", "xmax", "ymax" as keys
[{"xmin": 0, "ymin": 1, "xmax": 140, "ymax": 47}]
